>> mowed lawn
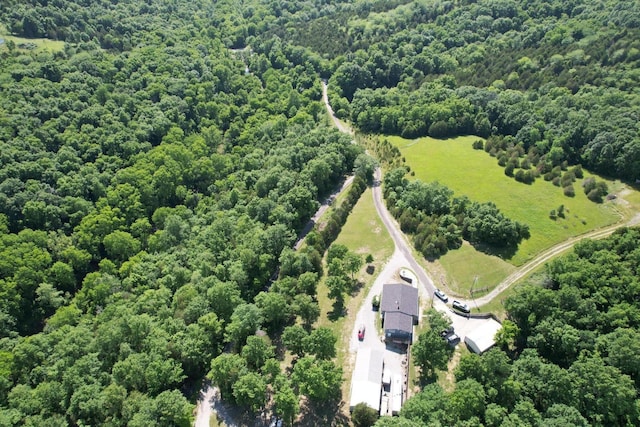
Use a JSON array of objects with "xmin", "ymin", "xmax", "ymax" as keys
[
  {"xmin": 388, "ymin": 135, "xmax": 625, "ymax": 290},
  {"xmin": 435, "ymin": 242, "xmax": 516, "ymax": 298},
  {"xmin": 316, "ymin": 186, "xmax": 394, "ymax": 336}
]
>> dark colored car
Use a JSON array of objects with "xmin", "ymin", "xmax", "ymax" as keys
[
  {"xmin": 446, "ymin": 333, "xmax": 460, "ymax": 345},
  {"xmin": 440, "ymin": 327, "xmax": 454, "ymax": 338}
]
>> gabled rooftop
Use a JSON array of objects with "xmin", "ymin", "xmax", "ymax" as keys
[{"xmin": 380, "ymin": 283, "xmax": 419, "ymax": 318}]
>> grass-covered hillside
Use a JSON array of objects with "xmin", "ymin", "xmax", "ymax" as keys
[{"xmin": 390, "ymin": 135, "xmax": 621, "ymax": 264}]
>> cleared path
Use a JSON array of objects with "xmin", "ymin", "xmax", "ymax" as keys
[{"xmin": 475, "ymin": 212, "xmax": 640, "ymax": 306}]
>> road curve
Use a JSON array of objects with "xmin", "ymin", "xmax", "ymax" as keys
[
  {"xmin": 322, "ymin": 80, "xmax": 640, "ymax": 309},
  {"xmin": 322, "ymin": 80, "xmax": 437, "ymax": 297},
  {"xmin": 322, "ymin": 81, "xmax": 354, "ymax": 136},
  {"xmin": 371, "ymin": 170, "xmax": 437, "ymax": 297}
]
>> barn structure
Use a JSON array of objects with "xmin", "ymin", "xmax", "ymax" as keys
[{"xmin": 464, "ymin": 318, "xmax": 502, "ymax": 354}]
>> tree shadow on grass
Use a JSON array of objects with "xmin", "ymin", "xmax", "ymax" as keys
[
  {"xmin": 297, "ymin": 395, "xmax": 350, "ymax": 427},
  {"xmin": 469, "ymin": 241, "xmax": 519, "ymax": 260},
  {"xmin": 349, "ymin": 279, "xmax": 364, "ymax": 297},
  {"xmin": 415, "ymin": 368, "xmax": 438, "ymax": 390},
  {"xmin": 328, "ymin": 299, "xmax": 347, "ymax": 321}
]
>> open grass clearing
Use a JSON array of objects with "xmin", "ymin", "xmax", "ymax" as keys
[
  {"xmin": 385, "ymin": 135, "xmax": 640, "ymax": 296},
  {"xmin": 0, "ymin": 25, "xmax": 65, "ymax": 53},
  {"xmin": 388, "ymin": 135, "xmax": 624, "ymax": 266},
  {"xmin": 429, "ymin": 242, "xmax": 517, "ymax": 298}
]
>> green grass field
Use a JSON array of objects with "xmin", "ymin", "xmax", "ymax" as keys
[
  {"xmin": 388, "ymin": 135, "xmax": 632, "ymax": 293},
  {"xmin": 433, "ymin": 242, "xmax": 516, "ymax": 298},
  {"xmin": 316, "ymin": 185, "xmax": 394, "ymax": 334},
  {"xmin": 0, "ymin": 25, "xmax": 65, "ymax": 53}
]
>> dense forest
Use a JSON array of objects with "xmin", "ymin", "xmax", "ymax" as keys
[
  {"xmin": 0, "ymin": 0, "xmax": 366, "ymax": 425},
  {"xmin": 0, "ymin": 0, "xmax": 639, "ymax": 426},
  {"xmin": 325, "ymin": 0, "xmax": 640, "ymax": 183}
]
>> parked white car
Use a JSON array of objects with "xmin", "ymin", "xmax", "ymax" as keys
[
  {"xmin": 434, "ymin": 288, "xmax": 448, "ymax": 302},
  {"xmin": 452, "ymin": 300, "xmax": 470, "ymax": 313}
]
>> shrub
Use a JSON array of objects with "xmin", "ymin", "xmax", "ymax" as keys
[
  {"xmin": 428, "ymin": 120, "xmax": 450, "ymax": 138},
  {"xmin": 572, "ymin": 164, "xmax": 584, "ymax": 179},
  {"xmin": 583, "ymin": 177, "xmax": 596, "ymax": 193},
  {"xmin": 560, "ymin": 172, "xmax": 575, "ymax": 187},
  {"xmin": 351, "ymin": 402, "xmax": 378, "ymax": 427},
  {"xmin": 505, "ymin": 163, "xmax": 515, "ymax": 176},
  {"xmin": 563, "ymin": 185, "xmax": 575, "ymax": 197},
  {"xmin": 472, "ymin": 139, "xmax": 484, "ymax": 150},
  {"xmin": 587, "ymin": 189, "xmax": 602, "ymax": 203},
  {"xmin": 584, "ymin": 178, "xmax": 608, "ymax": 202}
]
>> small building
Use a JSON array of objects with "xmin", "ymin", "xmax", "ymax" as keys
[
  {"xmin": 390, "ymin": 374, "xmax": 403, "ymax": 415},
  {"xmin": 464, "ymin": 318, "xmax": 502, "ymax": 354},
  {"xmin": 380, "ymin": 283, "xmax": 419, "ymax": 344},
  {"xmin": 349, "ymin": 348, "xmax": 384, "ymax": 412}
]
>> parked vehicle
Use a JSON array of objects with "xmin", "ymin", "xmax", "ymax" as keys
[
  {"xmin": 446, "ymin": 333, "xmax": 460, "ymax": 345},
  {"xmin": 452, "ymin": 300, "xmax": 470, "ymax": 313},
  {"xmin": 358, "ymin": 324, "xmax": 366, "ymax": 340},
  {"xmin": 434, "ymin": 288, "xmax": 448, "ymax": 302},
  {"xmin": 439, "ymin": 327, "xmax": 454, "ymax": 338}
]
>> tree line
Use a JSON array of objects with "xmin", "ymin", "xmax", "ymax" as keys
[{"xmin": 383, "ymin": 167, "xmax": 529, "ymax": 259}]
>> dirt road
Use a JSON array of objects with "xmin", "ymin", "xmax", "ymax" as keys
[
  {"xmin": 475, "ymin": 212, "xmax": 640, "ymax": 306},
  {"xmin": 322, "ymin": 81, "xmax": 354, "ymax": 136}
]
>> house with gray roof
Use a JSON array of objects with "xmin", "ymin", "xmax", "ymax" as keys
[{"xmin": 380, "ymin": 283, "xmax": 419, "ymax": 344}]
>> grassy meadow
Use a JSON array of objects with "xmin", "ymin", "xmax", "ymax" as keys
[
  {"xmin": 0, "ymin": 25, "xmax": 65, "ymax": 53},
  {"xmin": 433, "ymin": 242, "xmax": 516, "ymax": 298},
  {"xmin": 387, "ymin": 135, "xmax": 634, "ymax": 293}
]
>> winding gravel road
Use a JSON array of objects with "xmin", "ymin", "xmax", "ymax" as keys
[
  {"xmin": 474, "ymin": 211, "xmax": 640, "ymax": 306},
  {"xmin": 322, "ymin": 81, "xmax": 438, "ymax": 298}
]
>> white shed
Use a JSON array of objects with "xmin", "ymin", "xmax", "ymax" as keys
[
  {"xmin": 390, "ymin": 374, "xmax": 403, "ymax": 415},
  {"xmin": 464, "ymin": 318, "xmax": 502, "ymax": 354},
  {"xmin": 349, "ymin": 348, "xmax": 383, "ymax": 412}
]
